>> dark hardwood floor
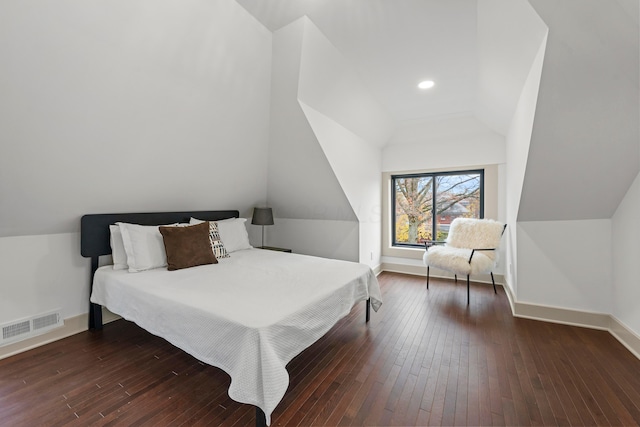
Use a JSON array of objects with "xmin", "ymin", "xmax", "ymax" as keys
[{"xmin": 1, "ymin": 272, "xmax": 639, "ymax": 426}]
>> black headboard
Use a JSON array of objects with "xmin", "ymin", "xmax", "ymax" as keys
[
  {"xmin": 81, "ymin": 209, "xmax": 239, "ymax": 330},
  {"xmin": 81, "ymin": 210, "xmax": 240, "ymax": 258}
]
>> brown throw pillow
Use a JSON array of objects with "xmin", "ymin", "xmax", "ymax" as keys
[{"xmin": 159, "ymin": 222, "xmax": 217, "ymax": 271}]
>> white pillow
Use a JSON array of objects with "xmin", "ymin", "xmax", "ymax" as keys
[
  {"xmin": 217, "ymin": 218, "xmax": 252, "ymax": 253},
  {"xmin": 109, "ymin": 225, "xmax": 128, "ymax": 270},
  {"xmin": 190, "ymin": 217, "xmax": 252, "ymax": 253},
  {"xmin": 117, "ymin": 222, "xmax": 175, "ymax": 273}
]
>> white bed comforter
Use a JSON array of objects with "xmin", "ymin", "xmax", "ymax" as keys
[{"xmin": 90, "ymin": 248, "xmax": 382, "ymax": 424}]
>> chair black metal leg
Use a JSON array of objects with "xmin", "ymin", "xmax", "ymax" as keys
[
  {"xmin": 467, "ymin": 275, "xmax": 470, "ymax": 305},
  {"xmin": 426, "ymin": 266, "xmax": 429, "ymax": 289},
  {"xmin": 454, "ymin": 274, "xmax": 457, "ymax": 283},
  {"xmin": 491, "ymin": 272, "xmax": 497, "ymax": 294}
]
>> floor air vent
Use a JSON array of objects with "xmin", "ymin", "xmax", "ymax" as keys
[
  {"xmin": 33, "ymin": 313, "xmax": 60, "ymax": 331},
  {"xmin": 1, "ymin": 311, "xmax": 62, "ymax": 345},
  {"xmin": 3, "ymin": 321, "xmax": 31, "ymax": 341}
]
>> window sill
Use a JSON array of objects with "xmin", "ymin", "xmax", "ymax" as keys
[
  {"xmin": 382, "ymin": 245, "xmax": 425, "ymax": 261},
  {"xmin": 381, "ymin": 255, "xmax": 425, "ymax": 266}
]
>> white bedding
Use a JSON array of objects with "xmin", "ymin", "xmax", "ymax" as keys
[{"xmin": 90, "ymin": 248, "xmax": 382, "ymax": 424}]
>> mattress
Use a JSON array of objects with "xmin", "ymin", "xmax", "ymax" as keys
[{"xmin": 90, "ymin": 248, "xmax": 382, "ymax": 424}]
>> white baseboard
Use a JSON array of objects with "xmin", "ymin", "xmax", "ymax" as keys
[
  {"xmin": 501, "ymin": 279, "xmax": 612, "ymax": 331},
  {"xmin": 511, "ymin": 300, "xmax": 640, "ymax": 360},
  {"xmin": 382, "ymin": 267, "xmax": 640, "ymax": 361},
  {"xmin": 609, "ymin": 316, "xmax": 640, "ymax": 360},
  {"xmin": 372, "ymin": 264, "xmax": 382, "ymax": 276},
  {"xmin": 380, "ymin": 262, "xmax": 505, "ymax": 286},
  {"xmin": 513, "ymin": 301, "xmax": 611, "ymax": 330},
  {"xmin": 505, "ymin": 281, "xmax": 640, "ymax": 361},
  {"xmin": 0, "ymin": 309, "xmax": 120, "ymax": 361},
  {"xmin": 502, "ymin": 279, "xmax": 517, "ymax": 314},
  {"xmin": 381, "ymin": 262, "xmax": 429, "ymax": 277}
]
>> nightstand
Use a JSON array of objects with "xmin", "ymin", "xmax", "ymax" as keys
[{"xmin": 257, "ymin": 246, "xmax": 292, "ymax": 253}]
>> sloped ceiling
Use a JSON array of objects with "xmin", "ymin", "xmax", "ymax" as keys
[
  {"xmin": 0, "ymin": 1, "xmax": 273, "ymax": 237},
  {"xmin": 237, "ymin": 0, "xmax": 478, "ymax": 125},
  {"xmin": 237, "ymin": 0, "xmax": 555, "ymax": 141},
  {"xmin": 267, "ymin": 19, "xmax": 357, "ymax": 223},
  {"xmin": 241, "ymin": 0, "xmax": 640, "ymax": 223},
  {"xmin": 476, "ymin": 0, "xmax": 548, "ymax": 135},
  {"xmin": 519, "ymin": 0, "xmax": 639, "ymax": 221}
]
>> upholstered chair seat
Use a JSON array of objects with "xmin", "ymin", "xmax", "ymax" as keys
[
  {"xmin": 423, "ymin": 246, "xmax": 495, "ymax": 276},
  {"xmin": 423, "ymin": 218, "xmax": 506, "ymax": 304}
]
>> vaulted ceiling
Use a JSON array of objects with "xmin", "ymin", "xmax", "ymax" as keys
[
  {"xmin": 237, "ymin": 0, "xmax": 478, "ymax": 125},
  {"xmin": 238, "ymin": 0, "xmax": 640, "ymax": 222}
]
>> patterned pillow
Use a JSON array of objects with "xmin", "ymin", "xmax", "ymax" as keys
[{"xmin": 207, "ymin": 221, "xmax": 230, "ymax": 259}]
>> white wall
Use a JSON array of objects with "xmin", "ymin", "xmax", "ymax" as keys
[
  {"xmin": 521, "ymin": 0, "xmax": 639, "ymax": 221},
  {"xmin": 612, "ymin": 172, "xmax": 640, "ymax": 335},
  {"xmin": 476, "ymin": 0, "xmax": 549, "ymax": 135},
  {"xmin": 268, "ymin": 17, "xmax": 392, "ymax": 266},
  {"xmin": 503, "ymin": 35, "xmax": 548, "ymax": 297},
  {"xmin": 0, "ymin": 1, "xmax": 272, "ymax": 328},
  {"xmin": 509, "ymin": 1, "xmax": 639, "ymax": 330},
  {"xmin": 264, "ymin": 218, "xmax": 359, "ymax": 262},
  {"xmin": 300, "ymin": 102, "xmax": 382, "ymax": 267},
  {"xmin": 611, "ymin": 0, "xmax": 640, "ymax": 337},
  {"xmin": 0, "ymin": 234, "xmax": 88, "ymax": 325},
  {"xmin": 296, "ymin": 19, "xmax": 394, "ymax": 148},
  {"xmin": 0, "ymin": 0, "xmax": 272, "ymax": 237},
  {"xmin": 381, "ymin": 114, "xmax": 506, "ymax": 269},
  {"xmin": 383, "ymin": 117, "xmax": 505, "ymax": 172},
  {"xmin": 476, "ymin": 0, "xmax": 548, "ymax": 298},
  {"xmin": 267, "ymin": 19, "xmax": 356, "ymax": 224},
  {"xmin": 295, "ymin": 19, "xmax": 392, "ymax": 267},
  {"xmin": 517, "ymin": 220, "xmax": 612, "ymax": 314}
]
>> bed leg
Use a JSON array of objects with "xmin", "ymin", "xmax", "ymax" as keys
[
  {"xmin": 88, "ymin": 257, "xmax": 103, "ymax": 330},
  {"xmin": 256, "ymin": 407, "xmax": 267, "ymax": 427},
  {"xmin": 366, "ymin": 298, "xmax": 371, "ymax": 323},
  {"xmin": 89, "ymin": 303, "xmax": 103, "ymax": 330}
]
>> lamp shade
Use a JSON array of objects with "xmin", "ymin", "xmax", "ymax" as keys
[{"xmin": 251, "ymin": 207, "xmax": 274, "ymax": 226}]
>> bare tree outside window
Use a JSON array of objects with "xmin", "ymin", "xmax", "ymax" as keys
[{"xmin": 393, "ymin": 170, "xmax": 483, "ymax": 246}]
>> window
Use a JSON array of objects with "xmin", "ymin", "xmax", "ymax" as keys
[{"xmin": 391, "ymin": 169, "xmax": 484, "ymax": 247}]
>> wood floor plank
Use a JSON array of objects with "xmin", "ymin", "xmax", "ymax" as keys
[{"xmin": 1, "ymin": 272, "xmax": 640, "ymax": 426}]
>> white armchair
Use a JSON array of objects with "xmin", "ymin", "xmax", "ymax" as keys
[{"xmin": 423, "ymin": 218, "xmax": 506, "ymax": 305}]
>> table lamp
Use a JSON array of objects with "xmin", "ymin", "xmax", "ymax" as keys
[{"xmin": 251, "ymin": 207, "xmax": 274, "ymax": 248}]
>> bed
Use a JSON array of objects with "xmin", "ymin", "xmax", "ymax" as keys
[{"xmin": 80, "ymin": 210, "xmax": 382, "ymax": 426}]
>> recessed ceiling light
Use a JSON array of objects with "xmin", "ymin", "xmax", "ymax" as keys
[{"xmin": 418, "ymin": 80, "xmax": 435, "ymax": 89}]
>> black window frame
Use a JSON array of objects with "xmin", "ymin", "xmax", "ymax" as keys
[{"xmin": 391, "ymin": 169, "xmax": 485, "ymax": 248}]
